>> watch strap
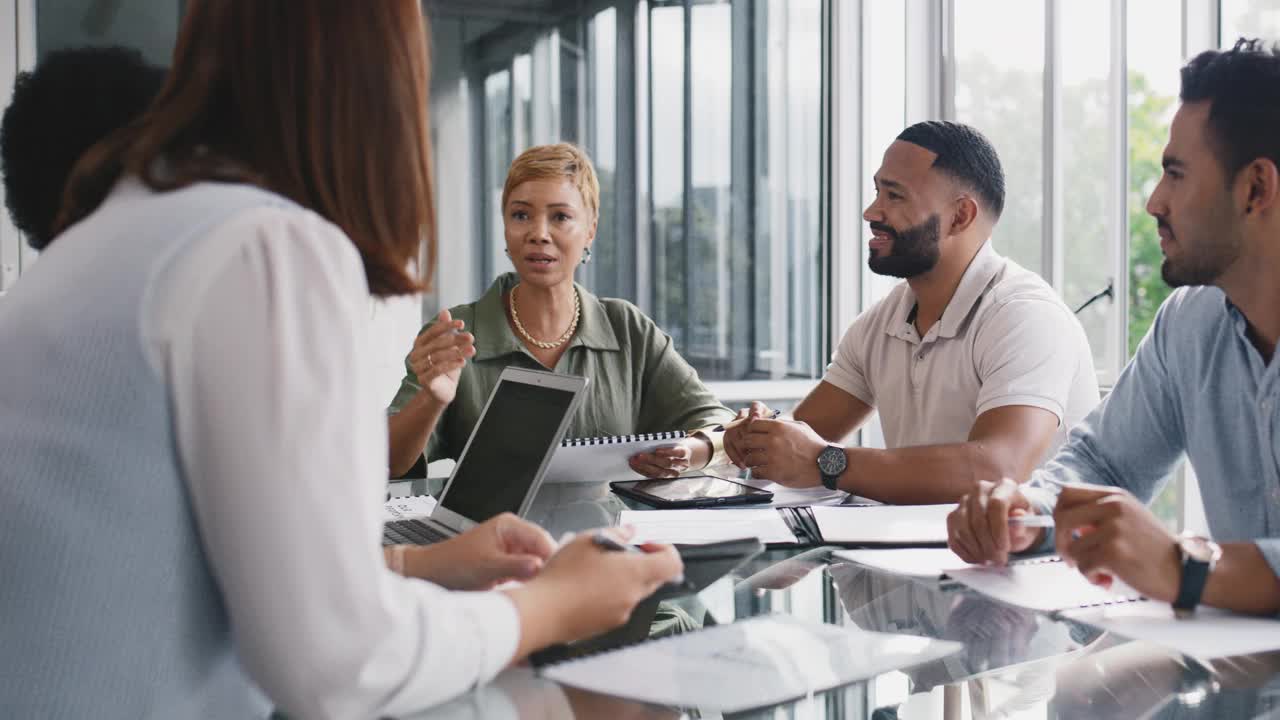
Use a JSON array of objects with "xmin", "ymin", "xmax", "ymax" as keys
[{"xmin": 1173, "ymin": 550, "xmax": 1212, "ymax": 615}]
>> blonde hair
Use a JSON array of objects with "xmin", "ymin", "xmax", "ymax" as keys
[{"xmin": 501, "ymin": 143, "xmax": 600, "ymax": 220}]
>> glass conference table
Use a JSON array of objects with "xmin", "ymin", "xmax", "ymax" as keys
[{"xmin": 389, "ymin": 479, "xmax": 1280, "ymax": 720}]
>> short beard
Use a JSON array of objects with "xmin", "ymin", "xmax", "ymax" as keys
[
  {"xmin": 1158, "ymin": 206, "xmax": 1243, "ymax": 288},
  {"xmin": 868, "ymin": 214, "xmax": 942, "ymax": 279}
]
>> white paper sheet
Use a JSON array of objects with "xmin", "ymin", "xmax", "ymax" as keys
[
  {"xmin": 948, "ymin": 559, "xmax": 1141, "ymax": 612},
  {"xmin": 539, "ymin": 615, "xmax": 962, "ymax": 713},
  {"xmin": 1061, "ymin": 602, "xmax": 1280, "ymax": 660},
  {"xmin": 734, "ymin": 478, "xmax": 853, "ymax": 508},
  {"xmin": 833, "ymin": 547, "xmax": 972, "ymax": 578},
  {"xmin": 619, "ymin": 508, "xmax": 798, "ymax": 545},
  {"xmin": 810, "ymin": 504, "xmax": 955, "ymax": 545},
  {"xmin": 383, "ymin": 495, "xmax": 438, "ymax": 522}
]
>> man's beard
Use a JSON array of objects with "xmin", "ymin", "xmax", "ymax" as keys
[
  {"xmin": 868, "ymin": 214, "xmax": 942, "ymax": 279},
  {"xmin": 1157, "ymin": 210, "xmax": 1242, "ymax": 288}
]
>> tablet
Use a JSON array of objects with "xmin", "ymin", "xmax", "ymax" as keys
[{"xmin": 610, "ymin": 475, "xmax": 774, "ymax": 508}]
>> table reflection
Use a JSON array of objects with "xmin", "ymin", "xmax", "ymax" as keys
[
  {"xmin": 401, "ymin": 668, "xmax": 680, "ymax": 720},
  {"xmin": 388, "ymin": 480, "xmax": 1280, "ymax": 719}
]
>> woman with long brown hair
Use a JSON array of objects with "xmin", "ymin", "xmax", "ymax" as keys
[{"xmin": 0, "ymin": 2, "xmax": 679, "ymax": 718}]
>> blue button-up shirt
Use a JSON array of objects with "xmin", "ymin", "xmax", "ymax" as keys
[{"xmin": 1029, "ymin": 285, "xmax": 1280, "ymax": 578}]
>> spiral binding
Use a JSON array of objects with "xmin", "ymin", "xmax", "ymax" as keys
[{"xmin": 560, "ymin": 430, "xmax": 688, "ymax": 447}]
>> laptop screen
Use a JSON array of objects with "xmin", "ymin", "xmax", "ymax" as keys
[{"xmin": 438, "ymin": 378, "xmax": 577, "ymax": 522}]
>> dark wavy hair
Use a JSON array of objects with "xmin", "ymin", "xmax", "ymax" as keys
[
  {"xmin": 1181, "ymin": 38, "xmax": 1280, "ymax": 184},
  {"xmin": 897, "ymin": 120, "xmax": 1006, "ymax": 221},
  {"xmin": 0, "ymin": 46, "xmax": 164, "ymax": 250}
]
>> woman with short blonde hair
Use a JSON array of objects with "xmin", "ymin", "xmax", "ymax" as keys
[{"xmin": 388, "ymin": 142, "xmax": 733, "ymax": 480}]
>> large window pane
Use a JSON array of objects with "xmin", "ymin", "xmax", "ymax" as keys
[
  {"xmin": 512, "ymin": 54, "xmax": 533, "ymax": 154},
  {"xmin": 648, "ymin": 5, "xmax": 685, "ymax": 337},
  {"xmin": 37, "ymin": 0, "xmax": 180, "ymax": 65},
  {"xmin": 1128, "ymin": 0, "xmax": 1183, "ymax": 530},
  {"xmin": 954, "ymin": 0, "xmax": 1046, "ymax": 274},
  {"xmin": 1126, "ymin": 0, "xmax": 1181, "ymax": 357},
  {"xmin": 1222, "ymin": 0, "xmax": 1280, "ymax": 44},
  {"xmin": 484, "ymin": 70, "xmax": 512, "ymax": 285},
  {"xmin": 1061, "ymin": 0, "xmax": 1121, "ymax": 381},
  {"xmin": 861, "ymin": 0, "xmax": 907, "ymax": 309},
  {"xmin": 586, "ymin": 8, "xmax": 621, "ymax": 298},
  {"xmin": 769, "ymin": 0, "xmax": 822, "ymax": 378},
  {"xmin": 686, "ymin": 2, "xmax": 732, "ymax": 362}
]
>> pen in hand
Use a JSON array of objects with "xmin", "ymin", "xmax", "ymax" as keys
[
  {"xmin": 591, "ymin": 530, "xmax": 687, "ymax": 587},
  {"xmin": 1008, "ymin": 514, "xmax": 1055, "ymax": 528},
  {"xmin": 715, "ymin": 409, "xmax": 782, "ymax": 432}
]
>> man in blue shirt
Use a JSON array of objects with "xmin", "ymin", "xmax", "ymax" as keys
[{"xmin": 948, "ymin": 39, "xmax": 1280, "ymax": 617}]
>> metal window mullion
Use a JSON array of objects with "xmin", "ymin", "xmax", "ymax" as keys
[
  {"xmin": 827, "ymin": 0, "xmax": 861, "ymax": 352},
  {"xmin": 904, "ymin": 0, "xmax": 944, "ymax": 122},
  {"xmin": 617, "ymin": 1, "xmax": 639, "ymax": 302},
  {"xmin": 940, "ymin": 0, "xmax": 956, "ymax": 120},
  {"xmin": 1043, "ymin": 0, "xmax": 1064, "ymax": 290},
  {"xmin": 1109, "ymin": 0, "xmax": 1129, "ymax": 386},
  {"xmin": 681, "ymin": 0, "xmax": 693, "ymax": 349},
  {"xmin": 15, "ymin": 0, "xmax": 36, "ymax": 277},
  {"xmin": 1182, "ymin": 0, "xmax": 1220, "ymax": 55},
  {"xmin": 470, "ymin": 67, "xmax": 490, "ymax": 292},
  {"xmin": 638, "ymin": 1, "xmax": 654, "ymax": 312},
  {"xmin": 0, "ymin": 0, "xmax": 20, "ymax": 294}
]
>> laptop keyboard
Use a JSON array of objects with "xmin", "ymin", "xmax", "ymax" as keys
[{"xmin": 383, "ymin": 519, "xmax": 452, "ymax": 546}]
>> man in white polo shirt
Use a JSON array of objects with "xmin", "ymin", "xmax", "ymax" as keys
[{"xmin": 725, "ymin": 121, "xmax": 1099, "ymax": 504}]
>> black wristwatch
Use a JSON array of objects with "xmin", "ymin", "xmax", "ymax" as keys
[
  {"xmin": 1172, "ymin": 533, "xmax": 1222, "ymax": 618},
  {"xmin": 816, "ymin": 445, "xmax": 847, "ymax": 491}
]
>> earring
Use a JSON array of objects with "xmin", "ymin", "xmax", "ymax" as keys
[
  {"xmin": 504, "ymin": 248, "xmax": 511, "ymax": 257},
  {"xmin": 581, "ymin": 248, "xmax": 592, "ymax": 265}
]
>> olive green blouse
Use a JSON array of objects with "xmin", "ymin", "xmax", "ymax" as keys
[{"xmin": 389, "ymin": 273, "xmax": 734, "ymax": 463}]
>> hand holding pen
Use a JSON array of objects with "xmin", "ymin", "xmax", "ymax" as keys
[{"xmin": 722, "ymin": 401, "xmax": 781, "ymax": 469}]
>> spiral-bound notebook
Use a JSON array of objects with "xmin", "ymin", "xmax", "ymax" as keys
[
  {"xmin": 948, "ymin": 557, "xmax": 1280, "ymax": 659},
  {"xmin": 542, "ymin": 430, "xmax": 687, "ymax": 484}
]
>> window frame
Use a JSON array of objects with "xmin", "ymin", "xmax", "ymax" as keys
[{"xmin": 0, "ymin": 0, "xmax": 37, "ymax": 296}]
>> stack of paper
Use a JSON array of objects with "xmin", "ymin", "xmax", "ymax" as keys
[
  {"xmin": 621, "ymin": 508, "xmax": 797, "ymax": 545},
  {"xmin": 539, "ymin": 615, "xmax": 962, "ymax": 713}
]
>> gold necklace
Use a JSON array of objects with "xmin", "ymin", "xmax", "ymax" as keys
[{"xmin": 510, "ymin": 283, "xmax": 580, "ymax": 350}]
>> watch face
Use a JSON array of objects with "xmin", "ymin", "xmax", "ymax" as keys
[
  {"xmin": 817, "ymin": 446, "xmax": 846, "ymax": 475},
  {"xmin": 1179, "ymin": 535, "xmax": 1218, "ymax": 564}
]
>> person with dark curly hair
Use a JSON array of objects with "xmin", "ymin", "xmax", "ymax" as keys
[{"xmin": 0, "ymin": 46, "xmax": 164, "ymax": 250}]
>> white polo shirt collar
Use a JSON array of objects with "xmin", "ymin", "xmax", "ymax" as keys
[{"xmin": 885, "ymin": 240, "xmax": 1003, "ymax": 344}]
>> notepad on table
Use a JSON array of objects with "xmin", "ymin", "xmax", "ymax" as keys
[
  {"xmin": 620, "ymin": 503, "xmax": 955, "ymax": 548},
  {"xmin": 948, "ymin": 558, "xmax": 1280, "ymax": 659},
  {"xmin": 543, "ymin": 431, "xmax": 687, "ymax": 484},
  {"xmin": 538, "ymin": 614, "xmax": 962, "ymax": 713}
]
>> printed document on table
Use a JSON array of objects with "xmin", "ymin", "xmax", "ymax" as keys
[
  {"xmin": 539, "ymin": 615, "xmax": 962, "ymax": 713},
  {"xmin": 948, "ymin": 558, "xmax": 1141, "ymax": 612},
  {"xmin": 1058, "ymin": 603, "xmax": 1280, "ymax": 660},
  {"xmin": 619, "ymin": 509, "xmax": 797, "ymax": 545},
  {"xmin": 809, "ymin": 504, "xmax": 955, "ymax": 545},
  {"xmin": 833, "ymin": 547, "xmax": 972, "ymax": 578}
]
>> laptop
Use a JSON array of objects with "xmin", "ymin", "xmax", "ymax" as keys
[{"xmin": 383, "ymin": 367, "xmax": 588, "ymax": 546}]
